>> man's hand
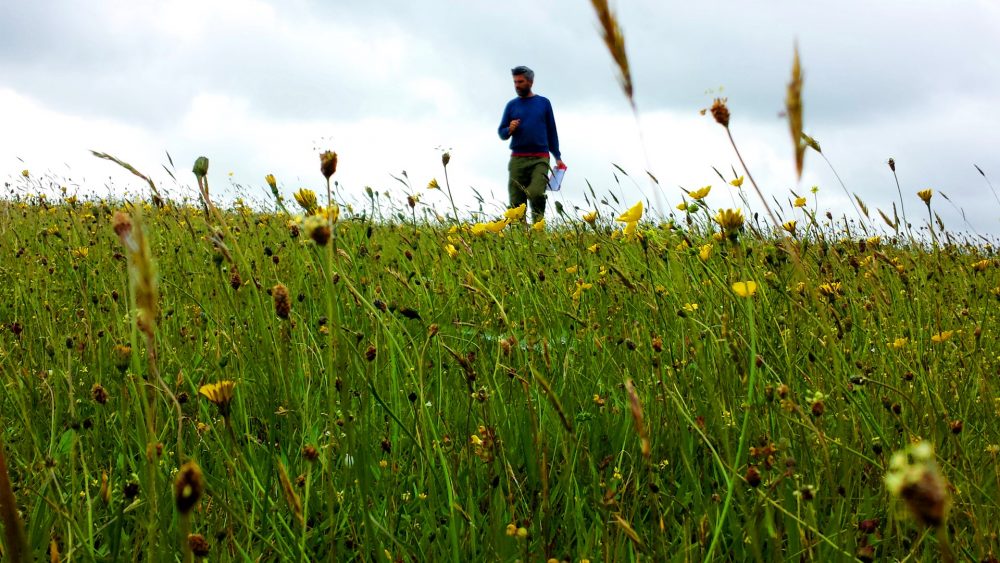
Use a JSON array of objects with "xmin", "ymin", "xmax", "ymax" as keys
[
  {"xmin": 509, "ymin": 119, "xmax": 521, "ymax": 134},
  {"xmin": 556, "ymin": 159, "xmax": 565, "ymax": 168}
]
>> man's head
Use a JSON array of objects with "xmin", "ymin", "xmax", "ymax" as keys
[{"xmin": 511, "ymin": 65, "xmax": 534, "ymax": 97}]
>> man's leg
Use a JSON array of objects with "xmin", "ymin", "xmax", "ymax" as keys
[
  {"xmin": 526, "ymin": 158, "xmax": 551, "ymax": 224},
  {"xmin": 507, "ymin": 157, "xmax": 530, "ymax": 211}
]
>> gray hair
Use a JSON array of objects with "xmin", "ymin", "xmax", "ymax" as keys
[{"xmin": 511, "ymin": 65, "xmax": 534, "ymax": 82}]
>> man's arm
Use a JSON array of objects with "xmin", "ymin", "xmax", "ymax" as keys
[
  {"xmin": 545, "ymin": 100, "xmax": 562, "ymax": 162},
  {"xmin": 498, "ymin": 103, "xmax": 513, "ymax": 140}
]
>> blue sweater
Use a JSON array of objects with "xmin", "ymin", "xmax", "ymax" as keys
[{"xmin": 497, "ymin": 95, "xmax": 561, "ymax": 160}]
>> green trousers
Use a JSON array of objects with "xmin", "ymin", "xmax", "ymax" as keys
[{"xmin": 507, "ymin": 156, "xmax": 550, "ymax": 223}]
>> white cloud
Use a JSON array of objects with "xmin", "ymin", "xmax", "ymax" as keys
[{"xmin": 1, "ymin": 0, "xmax": 998, "ymax": 235}]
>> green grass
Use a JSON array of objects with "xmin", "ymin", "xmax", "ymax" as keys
[{"xmin": 0, "ymin": 187, "xmax": 998, "ymax": 562}]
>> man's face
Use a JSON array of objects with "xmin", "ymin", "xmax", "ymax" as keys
[{"xmin": 513, "ymin": 75, "xmax": 532, "ymax": 97}]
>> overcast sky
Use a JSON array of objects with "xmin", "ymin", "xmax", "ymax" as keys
[{"xmin": 2, "ymin": 1, "xmax": 999, "ymax": 235}]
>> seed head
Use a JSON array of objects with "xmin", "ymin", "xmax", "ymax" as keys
[
  {"xmin": 273, "ymin": 284, "xmax": 291, "ymax": 319},
  {"xmin": 710, "ymin": 98, "xmax": 730, "ymax": 128},
  {"xmin": 229, "ymin": 269, "xmax": 242, "ymax": 290},
  {"xmin": 884, "ymin": 441, "xmax": 951, "ymax": 528},
  {"xmin": 174, "ymin": 461, "xmax": 204, "ymax": 515},
  {"xmin": 441, "ymin": 151, "xmax": 451, "ymax": 167},
  {"xmin": 320, "ymin": 151, "xmax": 338, "ymax": 180},
  {"xmin": 91, "ymin": 383, "xmax": 109, "ymax": 405},
  {"xmin": 188, "ymin": 534, "xmax": 210, "ymax": 558}
]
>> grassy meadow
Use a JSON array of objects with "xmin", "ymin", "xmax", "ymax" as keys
[{"xmin": 1, "ymin": 157, "xmax": 999, "ymax": 563}]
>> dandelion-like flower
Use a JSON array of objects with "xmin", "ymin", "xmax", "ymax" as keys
[
  {"xmin": 917, "ymin": 189, "xmax": 933, "ymax": 205},
  {"xmin": 884, "ymin": 441, "xmax": 951, "ymax": 528},
  {"xmin": 698, "ymin": 244, "xmax": 713, "ymax": 262},
  {"xmin": 293, "ymin": 189, "xmax": 318, "ymax": 213},
  {"xmin": 730, "ymin": 176, "xmax": 744, "ymax": 187},
  {"xmin": 731, "ymin": 281, "xmax": 758, "ymax": 298},
  {"xmin": 444, "ymin": 244, "xmax": 458, "ymax": 258},
  {"xmin": 714, "ymin": 208, "xmax": 744, "ymax": 233},
  {"xmin": 930, "ymin": 330, "xmax": 953, "ymax": 344},
  {"xmin": 199, "ymin": 380, "xmax": 236, "ymax": 418},
  {"xmin": 582, "ymin": 210, "xmax": 598, "ymax": 224},
  {"xmin": 531, "ymin": 218, "xmax": 546, "ymax": 232},
  {"xmin": 504, "ymin": 204, "xmax": 527, "ymax": 222},
  {"xmin": 265, "ymin": 174, "xmax": 278, "ymax": 197},
  {"xmin": 617, "ymin": 201, "xmax": 643, "ymax": 223},
  {"xmin": 972, "ymin": 259, "xmax": 990, "ymax": 272},
  {"xmin": 688, "ymin": 185, "xmax": 711, "ymax": 200},
  {"xmin": 571, "ymin": 280, "xmax": 593, "ymax": 301},
  {"xmin": 427, "ymin": 178, "xmax": 440, "ymax": 190},
  {"xmin": 793, "ymin": 197, "xmax": 807, "ymax": 208},
  {"xmin": 782, "ymin": 220, "xmax": 797, "ymax": 234},
  {"xmin": 817, "ymin": 282, "xmax": 842, "ymax": 299}
]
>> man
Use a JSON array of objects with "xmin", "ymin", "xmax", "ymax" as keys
[{"xmin": 498, "ymin": 66, "xmax": 564, "ymax": 224}]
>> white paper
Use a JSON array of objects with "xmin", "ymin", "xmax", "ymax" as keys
[{"xmin": 547, "ymin": 166, "xmax": 567, "ymax": 191}]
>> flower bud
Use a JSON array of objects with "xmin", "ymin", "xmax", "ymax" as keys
[{"xmin": 192, "ymin": 156, "xmax": 209, "ymax": 179}]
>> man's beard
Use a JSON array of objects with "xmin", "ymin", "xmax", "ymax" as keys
[{"xmin": 516, "ymin": 87, "xmax": 532, "ymax": 97}]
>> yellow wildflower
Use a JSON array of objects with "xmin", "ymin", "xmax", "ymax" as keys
[
  {"xmin": 531, "ymin": 218, "xmax": 546, "ymax": 232},
  {"xmin": 484, "ymin": 219, "xmax": 509, "ymax": 233},
  {"xmin": 732, "ymin": 281, "xmax": 758, "ymax": 298},
  {"xmin": 698, "ymin": 244, "xmax": 713, "ymax": 262},
  {"xmin": 622, "ymin": 220, "xmax": 638, "ymax": 238},
  {"xmin": 293, "ymin": 188, "xmax": 318, "ymax": 213},
  {"xmin": 689, "ymin": 185, "xmax": 711, "ymax": 200},
  {"xmin": 571, "ymin": 280, "xmax": 593, "ymax": 301},
  {"xmin": 582, "ymin": 210, "xmax": 598, "ymax": 224},
  {"xmin": 504, "ymin": 204, "xmax": 526, "ymax": 222},
  {"xmin": 617, "ymin": 201, "xmax": 643, "ymax": 223},
  {"xmin": 566, "ymin": 265, "xmax": 578, "ymax": 274},
  {"xmin": 917, "ymin": 189, "xmax": 933, "ymax": 205},
  {"xmin": 587, "ymin": 243, "xmax": 600, "ymax": 253},
  {"xmin": 793, "ymin": 197, "xmax": 807, "ymax": 208},
  {"xmin": 891, "ymin": 337, "xmax": 908, "ymax": 349},
  {"xmin": 470, "ymin": 223, "xmax": 488, "ymax": 236},
  {"xmin": 200, "ymin": 380, "xmax": 236, "ymax": 418},
  {"xmin": 972, "ymin": 259, "xmax": 990, "ymax": 272},
  {"xmin": 930, "ymin": 330, "xmax": 953, "ymax": 344},
  {"xmin": 676, "ymin": 201, "xmax": 688, "ymax": 211},
  {"xmin": 714, "ymin": 208, "xmax": 745, "ymax": 232},
  {"xmin": 682, "ymin": 303, "xmax": 698, "ymax": 313},
  {"xmin": 445, "ymin": 244, "xmax": 458, "ymax": 258},
  {"xmin": 730, "ymin": 176, "xmax": 744, "ymax": 187},
  {"xmin": 782, "ymin": 220, "xmax": 797, "ymax": 233},
  {"xmin": 427, "ymin": 178, "xmax": 440, "ymax": 190},
  {"xmin": 21, "ymin": 169, "xmax": 30, "ymax": 178}
]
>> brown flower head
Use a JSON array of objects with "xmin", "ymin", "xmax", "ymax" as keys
[
  {"xmin": 174, "ymin": 461, "xmax": 204, "ymax": 515},
  {"xmin": 91, "ymin": 383, "xmax": 109, "ymax": 405},
  {"xmin": 710, "ymin": 98, "xmax": 730, "ymax": 127},
  {"xmin": 188, "ymin": 533, "xmax": 210, "ymax": 557},
  {"xmin": 273, "ymin": 284, "xmax": 291, "ymax": 319},
  {"xmin": 320, "ymin": 151, "xmax": 338, "ymax": 180}
]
